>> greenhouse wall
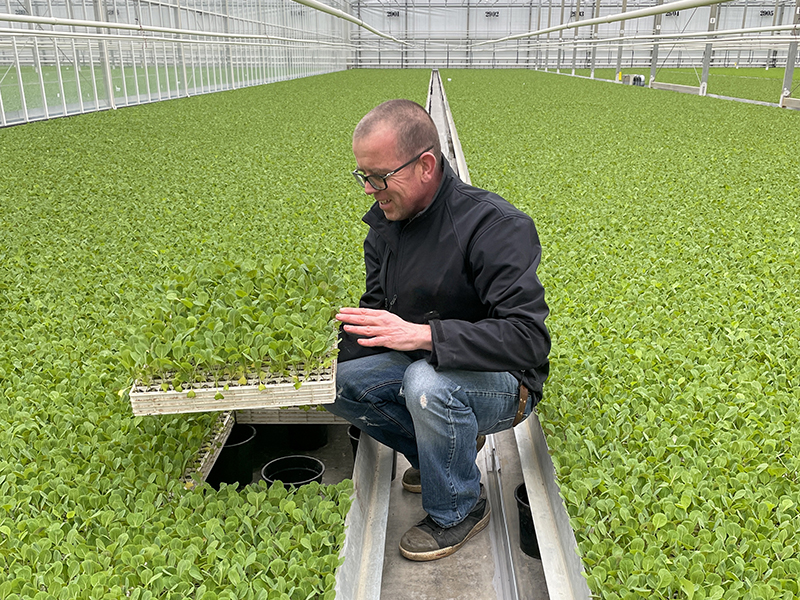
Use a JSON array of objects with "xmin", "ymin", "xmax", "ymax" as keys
[
  {"xmin": 0, "ymin": 0, "xmax": 350, "ymax": 126},
  {"xmin": 2, "ymin": 0, "xmax": 798, "ymax": 125},
  {"xmin": 350, "ymin": 0, "xmax": 798, "ymax": 70}
]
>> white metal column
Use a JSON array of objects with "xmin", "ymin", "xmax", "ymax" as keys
[
  {"xmin": 781, "ymin": 0, "xmax": 800, "ymax": 102},
  {"xmin": 700, "ymin": 3, "xmax": 718, "ymax": 95}
]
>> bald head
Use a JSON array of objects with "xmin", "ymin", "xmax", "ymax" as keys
[{"xmin": 354, "ymin": 99, "xmax": 442, "ymax": 165}]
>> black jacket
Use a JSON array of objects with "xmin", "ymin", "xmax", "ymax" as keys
[{"xmin": 339, "ymin": 159, "xmax": 550, "ymax": 400}]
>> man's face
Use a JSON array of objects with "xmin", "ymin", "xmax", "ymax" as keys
[{"xmin": 352, "ymin": 126, "xmax": 428, "ymax": 222}]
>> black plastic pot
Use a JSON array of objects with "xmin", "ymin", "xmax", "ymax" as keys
[
  {"xmin": 514, "ymin": 483, "xmax": 541, "ymax": 559},
  {"xmin": 261, "ymin": 455, "xmax": 325, "ymax": 487},
  {"xmin": 210, "ymin": 424, "xmax": 257, "ymax": 489},
  {"xmin": 346, "ymin": 425, "xmax": 397, "ymax": 479},
  {"xmin": 347, "ymin": 424, "xmax": 361, "ymax": 459}
]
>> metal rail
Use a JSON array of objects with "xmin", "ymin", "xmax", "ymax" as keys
[
  {"xmin": 516, "ymin": 415, "xmax": 592, "ymax": 600},
  {"xmin": 334, "ymin": 434, "xmax": 394, "ymax": 600},
  {"xmin": 431, "ymin": 67, "xmax": 592, "ymax": 600},
  {"xmin": 428, "ymin": 68, "xmax": 522, "ymax": 600},
  {"xmin": 475, "ymin": 0, "xmax": 739, "ymax": 46},
  {"xmin": 0, "ymin": 12, "xmax": 346, "ymax": 45}
]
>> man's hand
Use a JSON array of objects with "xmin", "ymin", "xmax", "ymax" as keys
[{"xmin": 336, "ymin": 307, "xmax": 432, "ymax": 352}]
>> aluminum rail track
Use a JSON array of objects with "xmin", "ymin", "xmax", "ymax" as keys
[
  {"xmin": 428, "ymin": 69, "xmax": 521, "ymax": 600},
  {"xmin": 428, "ymin": 68, "xmax": 592, "ymax": 600},
  {"xmin": 334, "ymin": 435, "xmax": 394, "ymax": 600}
]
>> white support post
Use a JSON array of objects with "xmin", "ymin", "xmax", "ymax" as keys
[
  {"xmin": 46, "ymin": 0, "xmax": 68, "ymax": 116},
  {"xmin": 769, "ymin": 0, "xmax": 782, "ymax": 67},
  {"xmin": 162, "ymin": 40, "xmax": 172, "ymax": 98},
  {"xmin": 526, "ymin": 0, "xmax": 533, "ymax": 67},
  {"xmin": 545, "ymin": 0, "xmax": 552, "ymax": 70},
  {"xmin": 650, "ymin": 0, "xmax": 664, "ymax": 86},
  {"xmin": 780, "ymin": 0, "xmax": 800, "ymax": 103},
  {"xmin": 0, "ymin": 75, "xmax": 6, "ymax": 126},
  {"xmin": 122, "ymin": 0, "xmax": 139, "ymax": 102},
  {"xmin": 403, "ymin": 0, "xmax": 408, "ymax": 68},
  {"xmin": 535, "ymin": 0, "xmax": 542, "ymax": 69},
  {"xmin": 590, "ymin": 0, "xmax": 601, "ymax": 78},
  {"xmin": 466, "ymin": 0, "xmax": 472, "ymax": 67},
  {"xmin": 93, "ymin": 0, "xmax": 115, "ymax": 109},
  {"xmin": 83, "ymin": 0, "xmax": 101, "ymax": 110},
  {"xmin": 615, "ymin": 0, "xmax": 628, "ymax": 81},
  {"xmin": 24, "ymin": 0, "xmax": 50, "ymax": 118},
  {"xmin": 64, "ymin": 0, "xmax": 85, "ymax": 114},
  {"xmin": 700, "ymin": 3, "xmax": 718, "ymax": 95},
  {"xmin": 53, "ymin": 37, "xmax": 68, "ymax": 115},
  {"xmin": 222, "ymin": 0, "xmax": 232, "ymax": 89},
  {"xmin": 11, "ymin": 36, "xmax": 29, "ymax": 122},
  {"xmin": 556, "ymin": 0, "xmax": 565, "ymax": 72},
  {"xmin": 175, "ymin": 0, "xmax": 188, "ymax": 96},
  {"xmin": 571, "ymin": 0, "xmax": 581, "ymax": 75},
  {"xmin": 736, "ymin": 0, "xmax": 748, "ymax": 67},
  {"xmin": 113, "ymin": 6, "xmax": 130, "ymax": 105},
  {"xmin": 137, "ymin": 0, "xmax": 152, "ymax": 103}
]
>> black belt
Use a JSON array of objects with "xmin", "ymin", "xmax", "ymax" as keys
[{"xmin": 512, "ymin": 385, "xmax": 529, "ymax": 427}]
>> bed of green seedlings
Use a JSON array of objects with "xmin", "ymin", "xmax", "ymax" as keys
[
  {"xmin": 444, "ymin": 68, "xmax": 799, "ymax": 600},
  {"xmin": 123, "ymin": 257, "xmax": 343, "ymax": 392},
  {"xmin": 0, "ymin": 68, "xmax": 429, "ymax": 599}
]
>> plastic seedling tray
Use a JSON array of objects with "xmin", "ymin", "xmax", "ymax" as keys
[
  {"xmin": 181, "ymin": 411, "xmax": 234, "ymax": 488},
  {"xmin": 235, "ymin": 405, "xmax": 347, "ymax": 424},
  {"xmin": 129, "ymin": 362, "xmax": 336, "ymax": 416}
]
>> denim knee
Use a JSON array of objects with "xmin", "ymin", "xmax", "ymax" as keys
[{"xmin": 403, "ymin": 361, "xmax": 453, "ymax": 415}]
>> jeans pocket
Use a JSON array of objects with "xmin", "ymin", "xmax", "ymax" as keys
[{"xmin": 481, "ymin": 415, "xmax": 516, "ymax": 436}]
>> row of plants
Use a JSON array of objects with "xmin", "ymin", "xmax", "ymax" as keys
[
  {"xmin": 0, "ymin": 69, "xmax": 430, "ymax": 598},
  {"xmin": 444, "ymin": 69, "xmax": 799, "ymax": 599},
  {"xmin": 573, "ymin": 67, "xmax": 798, "ymax": 104}
]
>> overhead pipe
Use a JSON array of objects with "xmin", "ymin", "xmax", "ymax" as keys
[
  {"xmin": 473, "ymin": 0, "xmax": 739, "ymax": 46},
  {"xmin": 0, "ymin": 12, "xmax": 327, "ymax": 43},
  {"xmin": 0, "ymin": 26, "xmax": 357, "ymax": 48},
  {"xmin": 465, "ymin": 23, "xmax": 800, "ymax": 52},
  {"xmin": 288, "ymin": 0, "xmax": 408, "ymax": 45},
  {"xmin": 387, "ymin": 22, "xmax": 798, "ymax": 52},
  {"xmin": 0, "ymin": 2, "xmax": 406, "ymax": 46},
  {"xmin": 511, "ymin": 34, "xmax": 798, "ymax": 51}
]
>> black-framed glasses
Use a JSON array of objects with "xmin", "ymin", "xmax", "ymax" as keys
[{"xmin": 352, "ymin": 146, "xmax": 434, "ymax": 191}]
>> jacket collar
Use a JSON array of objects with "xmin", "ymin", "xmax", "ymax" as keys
[{"xmin": 362, "ymin": 158, "xmax": 458, "ymax": 250}]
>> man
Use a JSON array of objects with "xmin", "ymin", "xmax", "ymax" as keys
[{"xmin": 328, "ymin": 99, "xmax": 550, "ymax": 561}]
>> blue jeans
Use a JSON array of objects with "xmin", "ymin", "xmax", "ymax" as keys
[{"xmin": 327, "ymin": 351, "xmax": 527, "ymax": 527}]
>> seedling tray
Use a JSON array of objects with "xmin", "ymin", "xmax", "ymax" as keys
[
  {"xmin": 181, "ymin": 411, "xmax": 234, "ymax": 487},
  {"xmin": 235, "ymin": 406, "xmax": 348, "ymax": 424},
  {"xmin": 129, "ymin": 362, "xmax": 337, "ymax": 416}
]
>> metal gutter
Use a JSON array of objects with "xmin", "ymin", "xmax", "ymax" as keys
[
  {"xmin": 428, "ymin": 69, "xmax": 472, "ymax": 185},
  {"xmin": 435, "ymin": 69, "xmax": 592, "ymax": 600},
  {"xmin": 334, "ymin": 434, "xmax": 394, "ymax": 600},
  {"xmin": 430, "ymin": 69, "xmax": 522, "ymax": 600},
  {"xmin": 516, "ymin": 415, "xmax": 592, "ymax": 600},
  {"xmin": 483, "ymin": 436, "xmax": 521, "ymax": 600}
]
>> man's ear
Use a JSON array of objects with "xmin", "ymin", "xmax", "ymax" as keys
[{"xmin": 418, "ymin": 152, "xmax": 439, "ymax": 183}]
